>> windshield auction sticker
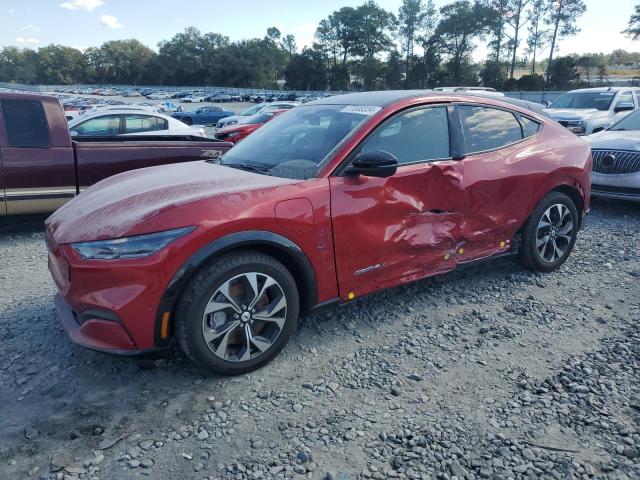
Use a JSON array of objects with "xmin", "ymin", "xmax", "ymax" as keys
[{"xmin": 341, "ymin": 105, "xmax": 382, "ymax": 115}]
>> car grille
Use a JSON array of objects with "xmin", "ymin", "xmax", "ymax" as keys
[{"xmin": 592, "ymin": 149, "xmax": 640, "ymax": 174}]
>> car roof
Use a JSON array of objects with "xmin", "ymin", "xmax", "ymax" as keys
[
  {"xmin": 567, "ymin": 87, "xmax": 640, "ymax": 93},
  {"xmin": 68, "ymin": 109, "xmax": 174, "ymax": 125},
  {"xmin": 308, "ymin": 90, "xmax": 437, "ymax": 107},
  {"xmin": 306, "ymin": 90, "xmax": 543, "ymax": 114}
]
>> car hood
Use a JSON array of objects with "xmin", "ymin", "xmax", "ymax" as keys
[
  {"xmin": 46, "ymin": 161, "xmax": 298, "ymax": 243},
  {"xmin": 217, "ymin": 124, "xmax": 257, "ymax": 134},
  {"xmin": 544, "ymin": 108, "xmax": 606, "ymax": 121},
  {"xmin": 218, "ymin": 115, "xmax": 241, "ymax": 124},
  {"xmin": 586, "ymin": 129, "xmax": 640, "ymax": 150}
]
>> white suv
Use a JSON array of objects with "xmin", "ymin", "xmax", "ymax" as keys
[{"xmin": 544, "ymin": 87, "xmax": 640, "ymax": 135}]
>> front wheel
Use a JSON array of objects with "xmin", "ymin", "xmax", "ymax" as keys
[
  {"xmin": 175, "ymin": 251, "xmax": 300, "ymax": 375},
  {"xmin": 518, "ymin": 191, "xmax": 579, "ymax": 272}
]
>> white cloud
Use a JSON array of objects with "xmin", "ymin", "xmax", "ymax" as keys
[
  {"xmin": 16, "ymin": 37, "xmax": 40, "ymax": 44},
  {"xmin": 8, "ymin": 8, "xmax": 15, "ymax": 15},
  {"xmin": 22, "ymin": 24, "xmax": 41, "ymax": 32},
  {"xmin": 60, "ymin": 0, "xmax": 103, "ymax": 11},
  {"xmin": 100, "ymin": 14, "xmax": 123, "ymax": 29},
  {"xmin": 291, "ymin": 22, "xmax": 317, "ymax": 50}
]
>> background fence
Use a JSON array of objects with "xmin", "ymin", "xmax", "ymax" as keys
[{"xmin": 1, "ymin": 82, "xmax": 568, "ymax": 105}]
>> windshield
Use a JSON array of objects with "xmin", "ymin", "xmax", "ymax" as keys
[
  {"xmin": 219, "ymin": 105, "xmax": 372, "ymax": 180},
  {"xmin": 241, "ymin": 105, "xmax": 263, "ymax": 116},
  {"xmin": 609, "ymin": 108, "xmax": 640, "ymax": 131},
  {"xmin": 549, "ymin": 92, "xmax": 615, "ymax": 111}
]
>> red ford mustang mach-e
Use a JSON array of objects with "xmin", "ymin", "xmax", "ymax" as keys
[{"xmin": 46, "ymin": 91, "xmax": 592, "ymax": 375}]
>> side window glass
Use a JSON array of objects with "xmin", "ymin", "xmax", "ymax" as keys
[
  {"xmin": 361, "ymin": 107, "xmax": 450, "ymax": 164},
  {"xmin": 125, "ymin": 115, "xmax": 164, "ymax": 134},
  {"xmin": 459, "ymin": 106, "xmax": 522, "ymax": 153},
  {"xmin": 520, "ymin": 116, "xmax": 541, "ymax": 138},
  {"xmin": 2, "ymin": 99, "xmax": 50, "ymax": 147},
  {"xmin": 616, "ymin": 92, "xmax": 634, "ymax": 107},
  {"xmin": 74, "ymin": 115, "xmax": 120, "ymax": 136}
]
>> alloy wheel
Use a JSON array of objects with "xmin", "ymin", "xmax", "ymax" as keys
[
  {"xmin": 535, "ymin": 203, "xmax": 574, "ymax": 263},
  {"xmin": 201, "ymin": 272, "xmax": 287, "ymax": 362}
]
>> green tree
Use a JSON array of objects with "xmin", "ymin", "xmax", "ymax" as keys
[
  {"xmin": 351, "ymin": 1, "xmax": 397, "ymax": 89},
  {"xmin": 623, "ymin": 5, "xmax": 640, "ymax": 39},
  {"xmin": 507, "ymin": 0, "xmax": 532, "ymax": 78},
  {"xmin": 545, "ymin": 0, "xmax": 587, "ymax": 84},
  {"xmin": 547, "ymin": 55, "xmax": 580, "ymax": 89},
  {"xmin": 385, "ymin": 49, "xmax": 404, "ymax": 88},
  {"xmin": 36, "ymin": 45, "xmax": 86, "ymax": 84},
  {"xmin": 284, "ymin": 47, "xmax": 327, "ymax": 90},
  {"xmin": 433, "ymin": 1, "xmax": 491, "ymax": 84},
  {"xmin": 416, "ymin": 0, "xmax": 439, "ymax": 87},
  {"xmin": 85, "ymin": 39, "xmax": 155, "ymax": 85},
  {"xmin": 281, "ymin": 35, "xmax": 297, "ymax": 56},
  {"xmin": 398, "ymin": 0, "xmax": 426, "ymax": 82},
  {"xmin": 526, "ymin": 0, "xmax": 550, "ymax": 74}
]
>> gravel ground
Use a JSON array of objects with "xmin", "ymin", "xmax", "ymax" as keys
[{"xmin": 0, "ymin": 197, "xmax": 638, "ymax": 480}]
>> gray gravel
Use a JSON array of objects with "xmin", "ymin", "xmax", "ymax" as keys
[{"xmin": 0, "ymin": 197, "xmax": 638, "ymax": 480}]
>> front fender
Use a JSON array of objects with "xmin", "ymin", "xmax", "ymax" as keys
[{"xmin": 153, "ymin": 230, "xmax": 318, "ymax": 347}]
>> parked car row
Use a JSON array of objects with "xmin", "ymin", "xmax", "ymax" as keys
[{"xmin": 542, "ymin": 87, "xmax": 640, "ymax": 202}]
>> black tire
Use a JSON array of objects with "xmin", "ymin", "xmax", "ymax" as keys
[
  {"xmin": 175, "ymin": 250, "xmax": 299, "ymax": 375},
  {"xmin": 182, "ymin": 117, "xmax": 193, "ymax": 126},
  {"xmin": 518, "ymin": 191, "xmax": 579, "ymax": 272}
]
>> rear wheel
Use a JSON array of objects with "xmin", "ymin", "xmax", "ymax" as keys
[
  {"xmin": 519, "ymin": 191, "xmax": 579, "ymax": 272},
  {"xmin": 175, "ymin": 251, "xmax": 299, "ymax": 375}
]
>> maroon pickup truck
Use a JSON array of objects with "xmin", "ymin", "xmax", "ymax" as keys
[{"xmin": 0, "ymin": 92, "xmax": 232, "ymax": 215}]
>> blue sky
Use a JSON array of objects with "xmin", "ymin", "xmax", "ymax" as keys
[{"xmin": 2, "ymin": 0, "xmax": 639, "ymax": 60}]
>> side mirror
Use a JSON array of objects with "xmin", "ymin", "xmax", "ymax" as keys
[
  {"xmin": 614, "ymin": 102, "xmax": 634, "ymax": 113},
  {"xmin": 69, "ymin": 130, "xmax": 78, "ymax": 137},
  {"xmin": 346, "ymin": 150, "xmax": 398, "ymax": 178},
  {"xmin": 542, "ymin": 100, "xmax": 551, "ymax": 108}
]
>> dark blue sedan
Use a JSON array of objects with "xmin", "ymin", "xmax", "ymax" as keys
[{"xmin": 172, "ymin": 106, "xmax": 235, "ymax": 126}]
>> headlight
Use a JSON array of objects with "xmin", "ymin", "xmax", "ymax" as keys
[{"xmin": 72, "ymin": 227, "xmax": 195, "ymax": 260}]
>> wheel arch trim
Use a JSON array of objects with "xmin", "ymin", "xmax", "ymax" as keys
[{"xmin": 154, "ymin": 230, "xmax": 318, "ymax": 347}]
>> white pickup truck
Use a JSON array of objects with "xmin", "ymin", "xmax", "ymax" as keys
[{"xmin": 544, "ymin": 87, "xmax": 640, "ymax": 135}]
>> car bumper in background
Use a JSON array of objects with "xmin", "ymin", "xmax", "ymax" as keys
[{"xmin": 592, "ymin": 171, "xmax": 640, "ymax": 201}]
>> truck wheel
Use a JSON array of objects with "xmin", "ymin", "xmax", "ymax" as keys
[
  {"xmin": 518, "ymin": 191, "xmax": 578, "ymax": 272},
  {"xmin": 183, "ymin": 117, "xmax": 193, "ymax": 126},
  {"xmin": 175, "ymin": 250, "xmax": 300, "ymax": 375}
]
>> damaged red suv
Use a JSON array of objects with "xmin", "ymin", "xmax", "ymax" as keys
[{"xmin": 46, "ymin": 91, "xmax": 591, "ymax": 375}]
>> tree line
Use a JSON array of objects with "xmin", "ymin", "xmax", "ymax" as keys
[{"xmin": 1, "ymin": 0, "xmax": 639, "ymax": 91}]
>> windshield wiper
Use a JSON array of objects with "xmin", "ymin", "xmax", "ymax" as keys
[{"xmin": 220, "ymin": 161, "xmax": 272, "ymax": 176}]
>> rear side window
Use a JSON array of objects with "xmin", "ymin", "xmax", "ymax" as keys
[
  {"xmin": 459, "ymin": 106, "xmax": 522, "ymax": 154},
  {"xmin": 520, "ymin": 116, "xmax": 541, "ymax": 138},
  {"xmin": 124, "ymin": 115, "xmax": 168, "ymax": 134},
  {"xmin": 1, "ymin": 99, "xmax": 50, "ymax": 147}
]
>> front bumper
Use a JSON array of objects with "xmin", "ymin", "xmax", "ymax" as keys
[
  {"xmin": 46, "ymin": 231, "xmax": 185, "ymax": 353},
  {"xmin": 592, "ymin": 171, "xmax": 640, "ymax": 201}
]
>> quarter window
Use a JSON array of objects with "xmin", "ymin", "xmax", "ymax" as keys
[
  {"xmin": 360, "ymin": 107, "xmax": 450, "ymax": 165},
  {"xmin": 616, "ymin": 91, "xmax": 634, "ymax": 108},
  {"xmin": 1, "ymin": 99, "xmax": 50, "ymax": 147},
  {"xmin": 459, "ymin": 106, "xmax": 523, "ymax": 154},
  {"xmin": 124, "ymin": 115, "xmax": 168, "ymax": 134},
  {"xmin": 520, "ymin": 116, "xmax": 541, "ymax": 138}
]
